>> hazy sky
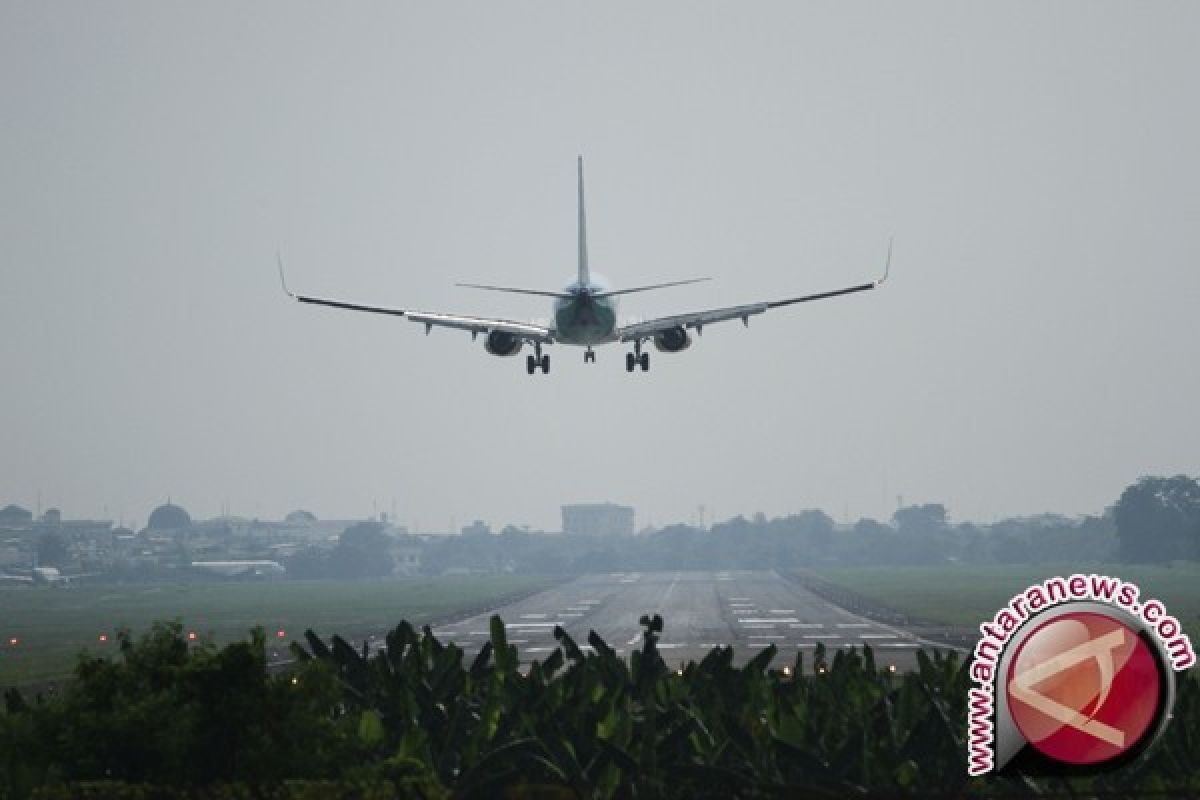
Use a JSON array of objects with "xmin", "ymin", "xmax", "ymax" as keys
[{"xmin": 2, "ymin": 3, "xmax": 1197, "ymax": 532}]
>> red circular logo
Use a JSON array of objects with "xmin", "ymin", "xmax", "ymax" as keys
[{"xmin": 1006, "ymin": 611, "xmax": 1161, "ymax": 766}]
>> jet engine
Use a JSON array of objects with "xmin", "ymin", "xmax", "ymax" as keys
[
  {"xmin": 484, "ymin": 330, "xmax": 523, "ymax": 357},
  {"xmin": 653, "ymin": 326, "xmax": 692, "ymax": 353}
]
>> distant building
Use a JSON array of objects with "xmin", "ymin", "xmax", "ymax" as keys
[
  {"xmin": 0, "ymin": 505, "xmax": 33, "ymax": 527},
  {"xmin": 390, "ymin": 543, "xmax": 422, "ymax": 576},
  {"xmin": 146, "ymin": 502, "xmax": 192, "ymax": 532},
  {"xmin": 562, "ymin": 503, "xmax": 635, "ymax": 536},
  {"xmin": 285, "ymin": 510, "xmax": 317, "ymax": 525},
  {"xmin": 0, "ymin": 540, "xmax": 24, "ymax": 568},
  {"xmin": 461, "ymin": 520, "xmax": 491, "ymax": 537}
]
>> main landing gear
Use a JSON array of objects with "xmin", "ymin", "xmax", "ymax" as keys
[
  {"xmin": 625, "ymin": 341, "xmax": 650, "ymax": 372},
  {"xmin": 526, "ymin": 343, "xmax": 550, "ymax": 375}
]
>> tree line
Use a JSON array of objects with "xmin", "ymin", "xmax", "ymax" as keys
[{"xmin": 281, "ymin": 475, "xmax": 1200, "ymax": 579}]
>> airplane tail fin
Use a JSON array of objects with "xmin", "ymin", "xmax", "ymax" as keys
[
  {"xmin": 457, "ymin": 158, "xmax": 709, "ymax": 299},
  {"xmin": 577, "ymin": 155, "xmax": 589, "ymax": 287}
]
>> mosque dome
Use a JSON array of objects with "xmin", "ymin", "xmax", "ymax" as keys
[{"xmin": 147, "ymin": 502, "xmax": 191, "ymax": 530}]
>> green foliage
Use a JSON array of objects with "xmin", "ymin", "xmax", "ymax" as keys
[
  {"xmin": 1, "ymin": 622, "xmax": 360, "ymax": 795},
  {"xmin": 1115, "ymin": 475, "xmax": 1200, "ymax": 563},
  {"xmin": 3, "ymin": 616, "xmax": 1199, "ymax": 798},
  {"xmin": 330, "ymin": 521, "xmax": 395, "ymax": 578}
]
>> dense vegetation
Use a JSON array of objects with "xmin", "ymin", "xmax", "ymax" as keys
[{"xmin": 3, "ymin": 617, "xmax": 1197, "ymax": 798}]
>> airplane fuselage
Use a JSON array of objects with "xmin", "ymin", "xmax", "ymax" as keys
[{"xmin": 552, "ymin": 280, "xmax": 619, "ymax": 345}]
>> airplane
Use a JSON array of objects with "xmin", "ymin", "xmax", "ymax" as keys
[
  {"xmin": 190, "ymin": 560, "xmax": 286, "ymax": 579},
  {"xmin": 0, "ymin": 567, "xmax": 98, "ymax": 586},
  {"xmin": 278, "ymin": 157, "xmax": 890, "ymax": 375}
]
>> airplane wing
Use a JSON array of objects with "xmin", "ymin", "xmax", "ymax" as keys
[
  {"xmin": 278, "ymin": 258, "xmax": 554, "ymax": 344},
  {"xmin": 617, "ymin": 242, "xmax": 891, "ymax": 342}
]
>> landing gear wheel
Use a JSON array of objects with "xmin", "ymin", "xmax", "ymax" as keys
[
  {"xmin": 541, "ymin": 354, "xmax": 550, "ymax": 373},
  {"xmin": 584, "ymin": 348, "xmax": 596, "ymax": 364},
  {"xmin": 640, "ymin": 352, "xmax": 650, "ymax": 372},
  {"xmin": 526, "ymin": 355, "xmax": 536, "ymax": 375},
  {"xmin": 626, "ymin": 352, "xmax": 635, "ymax": 373}
]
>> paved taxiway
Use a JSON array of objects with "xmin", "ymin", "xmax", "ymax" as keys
[{"xmin": 422, "ymin": 570, "xmax": 953, "ymax": 672}]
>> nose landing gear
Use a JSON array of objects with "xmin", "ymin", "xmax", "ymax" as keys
[{"xmin": 584, "ymin": 347, "xmax": 596, "ymax": 364}]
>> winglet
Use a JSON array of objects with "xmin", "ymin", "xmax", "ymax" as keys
[
  {"xmin": 876, "ymin": 236, "xmax": 893, "ymax": 287},
  {"xmin": 277, "ymin": 252, "xmax": 296, "ymax": 299}
]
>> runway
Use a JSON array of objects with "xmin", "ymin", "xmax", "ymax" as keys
[{"xmin": 419, "ymin": 570, "xmax": 949, "ymax": 672}]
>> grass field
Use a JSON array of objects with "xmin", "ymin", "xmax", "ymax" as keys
[
  {"xmin": 816, "ymin": 562, "xmax": 1200, "ymax": 641},
  {"xmin": 0, "ymin": 575, "xmax": 559, "ymax": 687}
]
